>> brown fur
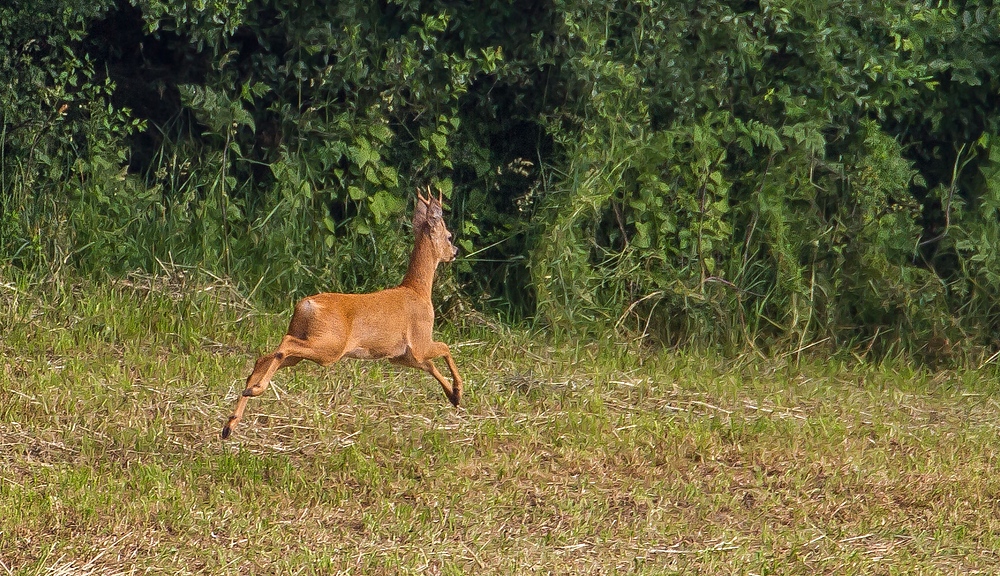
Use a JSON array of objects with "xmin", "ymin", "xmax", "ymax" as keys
[{"xmin": 222, "ymin": 187, "xmax": 462, "ymax": 439}]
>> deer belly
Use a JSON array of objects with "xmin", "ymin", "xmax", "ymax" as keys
[
  {"xmin": 339, "ymin": 311, "xmax": 410, "ymax": 360},
  {"xmin": 343, "ymin": 341, "xmax": 408, "ymax": 360}
]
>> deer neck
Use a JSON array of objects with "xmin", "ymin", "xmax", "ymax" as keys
[{"xmin": 400, "ymin": 231, "xmax": 439, "ymax": 299}]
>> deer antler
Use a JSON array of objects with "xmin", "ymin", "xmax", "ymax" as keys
[
  {"xmin": 415, "ymin": 185, "xmax": 443, "ymax": 224},
  {"xmin": 417, "ymin": 185, "xmax": 432, "ymax": 206},
  {"xmin": 414, "ymin": 186, "xmax": 433, "ymax": 229}
]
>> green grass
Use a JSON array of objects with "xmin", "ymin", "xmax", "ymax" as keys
[{"xmin": 3, "ymin": 272, "xmax": 1000, "ymax": 574}]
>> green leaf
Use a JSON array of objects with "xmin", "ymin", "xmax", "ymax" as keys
[
  {"xmin": 430, "ymin": 133, "xmax": 447, "ymax": 152},
  {"xmin": 369, "ymin": 190, "xmax": 404, "ymax": 224},
  {"xmin": 369, "ymin": 124, "xmax": 393, "ymax": 144}
]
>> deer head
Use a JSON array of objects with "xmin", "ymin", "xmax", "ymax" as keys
[{"xmin": 415, "ymin": 186, "xmax": 458, "ymax": 262}]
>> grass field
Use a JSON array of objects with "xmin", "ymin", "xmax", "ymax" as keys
[{"xmin": 3, "ymin": 273, "xmax": 1000, "ymax": 574}]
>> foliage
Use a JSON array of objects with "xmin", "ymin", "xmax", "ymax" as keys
[
  {"xmin": 528, "ymin": 0, "xmax": 1000, "ymax": 354},
  {"xmin": 5, "ymin": 0, "xmax": 1000, "ymax": 354},
  {"xmin": 0, "ymin": 0, "xmax": 144, "ymax": 271}
]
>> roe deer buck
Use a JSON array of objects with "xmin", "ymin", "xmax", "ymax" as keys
[{"xmin": 221, "ymin": 187, "xmax": 463, "ymax": 439}]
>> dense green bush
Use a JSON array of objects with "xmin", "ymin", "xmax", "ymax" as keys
[
  {"xmin": 1, "ymin": 0, "xmax": 140, "ymax": 269},
  {"xmin": 4, "ymin": 0, "xmax": 1000, "ymax": 356}
]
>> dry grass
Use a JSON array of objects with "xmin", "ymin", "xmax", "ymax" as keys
[{"xmin": 3, "ymin": 274, "xmax": 1000, "ymax": 574}]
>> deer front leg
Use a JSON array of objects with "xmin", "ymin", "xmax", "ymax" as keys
[
  {"xmin": 440, "ymin": 350, "xmax": 463, "ymax": 406},
  {"xmin": 426, "ymin": 341, "xmax": 463, "ymax": 407},
  {"xmin": 426, "ymin": 360, "xmax": 460, "ymax": 407},
  {"xmin": 398, "ymin": 341, "xmax": 463, "ymax": 407}
]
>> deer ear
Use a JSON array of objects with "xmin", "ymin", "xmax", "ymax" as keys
[
  {"xmin": 428, "ymin": 205, "xmax": 443, "ymax": 224},
  {"xmin": 414, "ymin": 186, "xmax": 433, "ymax": 229},
  {"xmin": 427, "ymin": 188, "xmax": 444, "ymax": 223}
]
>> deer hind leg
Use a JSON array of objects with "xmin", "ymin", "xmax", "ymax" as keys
[
  {"xmin": 222, "ymin": 349, "xmax": 298, "ymax": 439},
  {"xmin": 222, "ymin": 334, "xmax": 342, "ymax": 439}
]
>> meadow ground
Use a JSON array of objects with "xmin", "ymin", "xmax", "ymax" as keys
[{"xmin": 2, "ymin": 274, "xmax": 1000, "ymax": 574}]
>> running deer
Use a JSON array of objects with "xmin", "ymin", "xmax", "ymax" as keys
[{"xmin": 221, "ymin": 187, "xmax": 463, "ymax": 439}]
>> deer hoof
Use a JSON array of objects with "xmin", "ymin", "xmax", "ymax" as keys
[{"xmin": 222, "ymin": 416, "xmax": 238, "ymax": 439}]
